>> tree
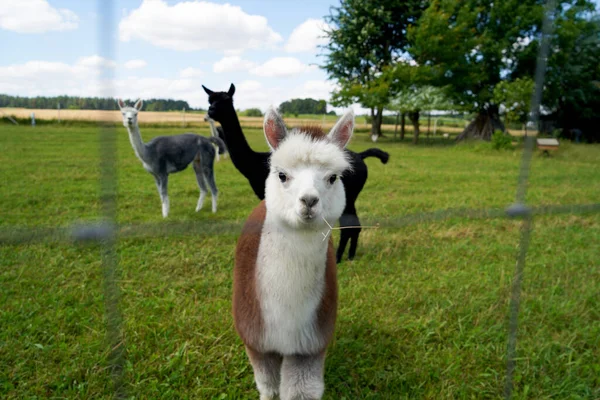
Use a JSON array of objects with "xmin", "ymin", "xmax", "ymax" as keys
[
  {"xmin": 409, "ymin": 0, "xmax": 548, "ymax": 140},
  {"xmin": 322, "ymin": 0, "xmax": 427, "ymax": 138},
  {"xmin": 410, "ymin": 0, "xmax": 600, "ymax": 141},
  {"xmin": 541, "ymin": 6, "xmax": 600, "ymax": 142},
  {"xmin": 278, "ymin": 98, "xmax": 327, "ymax": 115},
  {"xmin": 388, "ymin": 85, "xmax": 453, "ymax": 143},
  {"xmin": 245, "ymin": 108, "xmax": 263, "ymax": 117},
  {"xmin": 493, "ymin": 78, "xmax": 535, "ymax": 131}
]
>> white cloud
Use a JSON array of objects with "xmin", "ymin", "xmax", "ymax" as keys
[
  {"xmin": 124, "ymin": 59, "xmax": 147, "ymax": 69},
  {"xmin": 78, "ymin": 55, "xmax": 117, "ymax": 69},
  {"xmin": 0, "ymin": 57, "xmax": 367, "ymax": 114},
  {"xmin": 250, "ymin": 57, "xmax": 317, "ymax": 78},
  {"xmin": 213, "ymin": 56, "xmax": 315, "ymax": 77},
  {"xmin": 285, "ymin": 19, "xmax": 330, "ymax": 53},
  {"xmin": 0, "ymin": 0, "xmax": 79, "ymax": 33},
  {"xmin": 232, "ymin": 80, "xmax": 337, "ymax": 112},
  {"xmin": 213, "ymin": 56, "xmax": 257, "ymax": 73},
  {"xmin": 179, "ymin": 67, "xmax": 203, "ymax": 78},
  {"xmin": 0, "ymin": 56, "xmax": 118, "ymax": 99},
  {"xmin": 294, "ymin": 80, "xmax": 338, "ymax": 101},
  {"xmin": 119, "ymin": 0, "xmax": 282, "ymax": 52}
]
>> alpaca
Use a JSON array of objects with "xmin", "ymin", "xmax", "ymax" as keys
[
  {"xmin": 204, "ymin": 115, "xmax": 227, "ymax": 162},
  {"xmin": 234, "ymin": 107, "xmax": 354, "ymax": 400},
  {"xmin": 202, "ymin": 84, "xmax": 389, "ymax": 262},
  {"xmin": 118, "ymin": 99, "xmax": 226, "ymax": 217}
]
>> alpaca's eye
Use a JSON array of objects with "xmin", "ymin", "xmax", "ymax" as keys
[
  {"xmin": 278, "ymin": 172, "xmax": 287, "ymax": 183},
  {"xmin": 328, "ymin": 174, "xmax": 337, "ymax": 185}
]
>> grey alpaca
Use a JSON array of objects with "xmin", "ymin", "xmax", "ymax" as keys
[{"xmin": 118, "ymin": 99, "xmax": 226, "ymax": 218}]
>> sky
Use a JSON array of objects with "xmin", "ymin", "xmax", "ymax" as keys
[
  {"xmin": 0, "ymin": 0, "xmax": 344, "ymax": 112},
  {"xmin": 2, "ymin": 0, "xmax": 599, "ymax": 114}
]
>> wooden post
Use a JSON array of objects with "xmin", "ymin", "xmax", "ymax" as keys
[{"xmin": 182, "ymin": 107, "xmax": 186, "ymax": 128}]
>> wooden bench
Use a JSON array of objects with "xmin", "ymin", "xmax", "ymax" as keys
[{"xmin": 536, "ymin": 138, "xmax": 559, "ymax": 156}]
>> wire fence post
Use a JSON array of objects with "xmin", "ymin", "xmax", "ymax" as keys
[
  {"xmin": 98, "ymin": 0, "xmax": 126, "ymax": 398},
  {"xmin": 504, "ymin": 1, "xmax": 557, "ymax": 398}
]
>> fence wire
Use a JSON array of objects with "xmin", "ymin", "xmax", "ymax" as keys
[{"xmin": 1, "ymin": 1, "xmax": 599, "ymax": 399}]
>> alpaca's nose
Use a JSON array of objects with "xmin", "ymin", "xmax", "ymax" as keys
[{"xmin": 300, "ymin": 195, "xmax": 319, "ymax": 209}]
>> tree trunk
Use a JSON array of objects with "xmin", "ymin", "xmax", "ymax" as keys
[
  {"xmin": 456, "ymin": 106, "xmax": 505, "ymax": 141},
  {"xmin": 409, "ymin": 111, "xmax": 420, "ymax": 144},
  {"xmin": 394, "ymin": 112, "xmax": 399, "ymax": 140},
  {"xmin": 370, "ymin": 106, "xmax": 383, "ymax": 139},
  {"xmin": 400, "ymin": 112, "xmax": 406, "ymax": 141}
]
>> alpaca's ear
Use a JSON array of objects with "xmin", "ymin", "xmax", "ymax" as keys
[
  {"xmin": 327, "ymin": 109, "xmax": 354, "ymax": 149},
  {"xmin": 228, "ymin": 83, "xmax": 235, "ymax": 97},
  {"xmin": 134, "ymin": 99, "xmax": 143, "ymax": 111},
  {"xmin": 263, "ymin": 107, "xmax": 287, "ymax": 151},
  {"xmin": 117, "ymin": 99, "xmax": 125, "ymax": 110},
  {"xmin": 202, "ymin": 85, "xmax": 214, "ymax": 96}
]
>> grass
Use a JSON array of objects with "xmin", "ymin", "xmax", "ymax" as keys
[{"xmin": 0, "ymin": 124, "xmax": 599, "ymax": 399}]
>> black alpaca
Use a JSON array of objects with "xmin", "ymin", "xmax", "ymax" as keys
[{"xmin": 202, "ymin": 84, "xmax": 389, "ymax": 262}]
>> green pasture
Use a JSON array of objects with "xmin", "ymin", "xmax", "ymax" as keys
[{"xmin": 0, "ymin": 123, "xmax": 598, "ymax": 399}]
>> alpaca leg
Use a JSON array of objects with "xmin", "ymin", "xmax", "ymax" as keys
[
  {"xmin": 200, "ymin": 152, "xmax": 219, "ymax": 213},
  {"xmin": 348, "ymin": 229, "xmax": 361, "ymax": 261},
  {"xmin": 154, "ymin": 174, "xmax": 169, "ymax": 218},
  {"xmin": 193, "ymin": 159, "xmax": 208, "ymax": 212},
  {"xmin": 280, "ymin": 352, "xmax": 326, "ymax": 400},
  {"xmin": 246, "ymin": 347, "xmax": 282, "ymax": 400},
  {"xmin": 336, "ymin": 231, "xmax": 350, "ymax": 264}
]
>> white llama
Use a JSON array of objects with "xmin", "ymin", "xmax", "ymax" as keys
[
  {"xmin": 233, "ymin": 107, "xmax": 354, "ymax": 400},
  {"xmin": 118, "ymin": 99, "xmax": 225, "ymax": 217}
]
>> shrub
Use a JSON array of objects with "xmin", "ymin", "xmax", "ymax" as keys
[
  {"xmin": 491, "ymin": 130, "xmax": 513, "ymax": 150},
  {"xmin": 245, "ymin": 108, "xmax": 263, "ymax": 117}
]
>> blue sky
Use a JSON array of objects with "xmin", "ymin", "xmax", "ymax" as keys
[
  {"xmin": 0, "ymin": 0, "xmax": 341, "ymax": 111},
  {"xmin": 2, "ymin": 0, "xmax": 599, "ymax": 112}
]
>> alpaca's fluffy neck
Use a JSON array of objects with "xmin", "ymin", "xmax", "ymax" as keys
[
  {"xmin": 126, "ymin": 124, "xmax": 148, "ymax": 162},
  {"xmin": 217, "ymin": 105, "xmax": 259, "ymax": 161},
  {"xmin": 207, "ymin": 118, "xmax": 218, "ymax": 135},
  {"xmin": 256, "ymin": 209, "xmax": 329, "ymax": 354},
  {"xmin": 215, "ymin": 103, "xmax": 269, "ymax": 200}
]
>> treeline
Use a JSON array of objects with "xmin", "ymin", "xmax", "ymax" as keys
[
  {"xmin": 0, "ymin": 94, "xmax": 198, "ymax": 111},
  {"xmin": 278, "ymin": 98, "xmax": 332, "ymax": 115}
]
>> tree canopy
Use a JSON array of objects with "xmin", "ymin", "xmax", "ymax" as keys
[
  {"xmin": 409, "ymin": 0, "xmax": 600, "ymax": 141},
  {"xmin": 322, "ymin": 0, "xmax": 427, "ymax": 136},
  {"xmin": 278, "ymin": 98, "xmax": 327, "ymax": 115},
  {"xmin": 0, "ymin": 94, "xmax": 196, "ymax": 111}
]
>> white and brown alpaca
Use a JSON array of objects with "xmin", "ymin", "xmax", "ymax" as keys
[{"xmin": 234, "ymin": 107, "xmax": 354, "ymax": 400}]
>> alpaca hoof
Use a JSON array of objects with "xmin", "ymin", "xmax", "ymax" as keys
[{"xmin": 195, "ymin": 206, "xmax": 202, "ymax": 212}]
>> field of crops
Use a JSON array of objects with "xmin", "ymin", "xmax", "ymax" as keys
[
  {"xmin": 1, "ymin": 123, "xmax": 598, "ymax": 398},
  {"xmin": 1, "ymin": 107, "xmax": 533, "ymax": 136}
]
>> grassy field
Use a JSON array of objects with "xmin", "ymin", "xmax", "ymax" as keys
[{"xmin": 0, "ymin": 123, "xmax": 599, "ymax": 399}]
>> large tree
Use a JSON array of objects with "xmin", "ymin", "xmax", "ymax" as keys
[
  {"xmin": 542, "ymin": 5, "xmax": 600, "ymax": 142},
  {"xmin": 408, "ymin": 0, "xmax": 547, "ymax": 140},
  {"xmin": 409, "ymin": 0, "xmax": 600, "ymax": 141},
  {"xmin": 322, "ymin": 0, "xmax": 427, "ymax": 138}
]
